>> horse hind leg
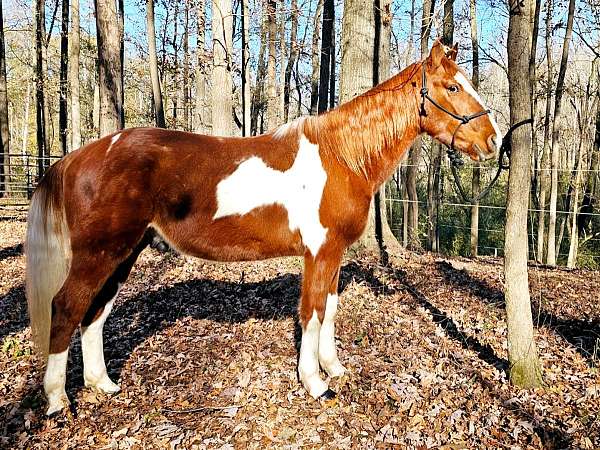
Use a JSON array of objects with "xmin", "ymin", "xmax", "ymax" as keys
[
  {"xmin": 318, "ymin": 268, "xmax": 346, "ymax": 378},
  {"xmin": 81, "ymin": 231, "xmax": 152, "ymax": 393}
]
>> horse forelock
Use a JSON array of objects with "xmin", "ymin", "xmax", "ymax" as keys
[{"xmin": 304, "ymin": 63, "xmax": 421, "ymax": 179}]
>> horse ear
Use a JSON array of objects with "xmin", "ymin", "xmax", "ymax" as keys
[
  {"xmin": 447, "ymin": 43, "xmax": 458, "ymax": 61},
  {"xmin": 427, "ymin": 39, "xmax": 445, "ymax": 68}
]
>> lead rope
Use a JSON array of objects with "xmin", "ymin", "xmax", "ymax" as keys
[{"xmin": 447, "ymin": 118, "xmax": 533, "ymax": 204}]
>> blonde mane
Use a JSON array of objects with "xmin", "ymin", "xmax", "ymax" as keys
[{"xmin": 303, "ymin": 63, "xmax": 421, "ymax": 177}]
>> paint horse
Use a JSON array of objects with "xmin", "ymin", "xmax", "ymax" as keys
[{"xmin": 26, "ymin": 41, "xmax": 501, "ymax": 415}]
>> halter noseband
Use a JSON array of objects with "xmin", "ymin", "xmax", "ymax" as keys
[{"xmin": 419, "ymin": 61, "xmax": 491, "ymax": 156}]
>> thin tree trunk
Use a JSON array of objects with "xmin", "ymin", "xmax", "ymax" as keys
[
  {"xmin": 35, "ymin": 0, "xmax": 46, "ymax": 178},
  {"xmin": 546, "ymin": 0, "xmax": 575, "ymax": 265},
  {"xmin": 211, "ymin": 0, "xmax": 233, "ymax": 135},
  {"xmin": 22, "ymin": 83, "xmax": 31, "ymax": 164},
  {"xmin": 195, "ymin": 0, "xmax": 207, "ymax": 133},
  {"xmin": 309, "ymin": 0, "xmax": 323, "ymax": 115},
  {"xmin": 147, "ymin": 0, "xmax": 165, "ymax": 127},
  {"xmin": 536, "ymin": 0, "xmax": 553, "ymax": 262},
  {"xmin": 69, "ymin": 0, "xmax": 81, "ymax": 148},
  {"xmin": 251, "ymin": 8, "xmax": 268, "ymax": 134},
  {"xmin": 241, "ymin": 0, "xmax": 250, "ymax": 135},
  {"xmin": 0, "ymin": 0, "xmax": 8, "ymax": 197},
  {"xmin": 283, "ymin": 0, "xmax": 298, "ymax": 122},
  {"xmin": 505, "ymin": 0, "xmax": 542, "ymax": 388},
  {"xmin": 95, "ymin": 0, "xmax": 124, "ymax": 136},
  {"xmin": 469, "ymin": 0, "xmax": 479, "ymax": 256},
  {"xmin": 318, "ymin": 0, "xmax": 334, "ymax": 113},
  {"xmin": 59, "ymin": 0, "xmax": 69, "ymax": 155},
  {"xmin": 183, "ymin": 0, "xmax": 190, "ymax": 131},
  {"xmin": 265, "ymin": 0, "xmax": 278, "ymax": 129},
  {"xmin": 172, "ymin": 1, "xmax": 179, "ymax": 127}
]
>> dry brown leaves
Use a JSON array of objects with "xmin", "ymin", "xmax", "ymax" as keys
[{"xmin": 0, "ymin": 217, "xmax": 599, "ymax": 449}]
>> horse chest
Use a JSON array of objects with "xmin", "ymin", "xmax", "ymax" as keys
[{"xmin": 213, "ymin": 135, "xmax": 329, "ymax": 256}]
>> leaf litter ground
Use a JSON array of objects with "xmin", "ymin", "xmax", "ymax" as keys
[{"xmin": 0, "ymin": 217, "xmax": 599, "ymax": 449}]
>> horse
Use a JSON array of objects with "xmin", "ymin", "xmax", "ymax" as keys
[{"xmin": 26, "ymin": 40, "xmax": 501, "ymax": 416}]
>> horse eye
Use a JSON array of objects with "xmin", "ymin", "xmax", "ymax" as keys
[{"xmin": 448, "ymin": 85, "xmax": 459, "ymax": 93}]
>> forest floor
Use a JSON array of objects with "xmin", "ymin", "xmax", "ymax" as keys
[{"xmin": 1, "ymin": 215, "xmax": 599, "ymax": 449}]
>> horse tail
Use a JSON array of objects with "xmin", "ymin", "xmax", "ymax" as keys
[{"xmin": 26, "ymin": 160, "xmax": 71, "ymax": 360}]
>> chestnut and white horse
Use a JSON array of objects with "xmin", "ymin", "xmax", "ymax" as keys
[{"xmin": 26, "ymin": 41, "xmax": 501, "ymax": 415}]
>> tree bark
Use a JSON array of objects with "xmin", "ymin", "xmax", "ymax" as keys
[
  {"xmin": 95, "ymin": 0, "xmax": 124, "ymax": 136},
  {"xmin": 546, "ymin": 0, "xmax": 575, "ymax": 265},
  {"xmin": 309, "ymin": 0, "xmax": 323, "ymax": 115},
  {"xmin": 241, "ymin": 0, "xmax": 251, "ymax": 135},
  {"xmin": 69, "ymin": 0, "xmax": 81, "ymax": 149},
  {"xmin": 59, "ymin": 0, "xmax": 69, "ymax": 155},
  {"xmin": 283, "ymin": 0, "xmax": 298, "ymax": 122},
  {"xmin": 536, "ymin": 0, "xmax": 553, "ymax": 262},
  {"xmin": 505, "ymin": 0, "xmax": 542, "ymax": 388},
  {"xmin": 195, "ymin": 0, "xmax": 207, "ymax": 133},
  {"xmin": 147, "ymin": 0, "xmax": 166, "ymax": 128},
  {"xmin": 318, "ymin": 0, "xmax": 334, "ymax": 113},
  {"xmin": 35, "ymin": 0, "xmax": 47, "ymax": 178},
  {"xmin": 251, "ymin": 8, "xmax": 268, "ymax": 134},
  {"xmin": 211, "ymin": 0, "xmax": 233, "ymax": 135},
  {"xmin": 0, "ymin": 0, "xmax": 8, "ymax": 196},
  {"xmin": 469, "ymin": 0, "xmax": 480, "ymax": 256}
]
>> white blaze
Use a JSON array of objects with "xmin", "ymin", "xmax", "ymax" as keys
[
  {"xmin": 454, "ymin": 72, "xmax": 502, "ymax": 145},
  {"xmin": 213, "ymin": 134, "xmax": 328, "ymax": 256}
]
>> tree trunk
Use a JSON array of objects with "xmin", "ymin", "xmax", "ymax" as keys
[
  {"xmin": 265, "ymin": 0, "xmax": 278, "ymax": 129},
  {"xmin": 505, "ymin": 0, "xmax": 542, "ymax": 388},
  {"xmin": 22, "ymin": 83, "xmax": 31, "ymax": 164},
  {"xmin": 183, "ymin": 0, "xmax": 190, "ymax": 131},
  {"xmin": 283, "ymin": 0, "xmax": 298, "ymax": 122},
  {"xmin": 35, "ymin": 0, "xmax": 47, "ymax": 178},
  {"xmin": 147, "ymin": 0, "xmax": 165, "ymax": 128},
  {"xmin": 469, "ymin": 0, "xmax": 479, "ymax": 257},
  {"xmin": 406, "ymin": 0, "xmax": 435, "ymax": 250},
  {"xmin": 251, "ymin": 9, "xmax": 268, "ymax": 134},
  {"xmin": 536, "ymin": 0, "xmax": 553, "ymax": 262},
  {"xmin": 0, "ymin": 0, "xmax": 8, "ymax": 196},
  {"xmin": 241, "ymin": 0, "xmax": 251, "ymax": 135},
  {"xmin": 59, "ymin": 0, "xmax": 69, "ymax": 155},
  {"xmin": 318, "ymin": 0, "xmax": 334, "ymax": 113},
  {"xmin": 195, "ymin": 0, "xmax": 207, "ymax": 133},
  {"xmin": 546, "ymin": 0, "xmax": 574, "ymax": 265},
  {"xmin": 171, "ymin": 1, "xmax": 179, "ymax": 127},
  {"xmin": 95, "ymin": 0, "xmax": 124, "ymax": 136},
  {"xmin": 69, "ymin": 0, "xmax": 81, "ymax": 149},
  {"xmin": 309, "ymin": 0, "xmax": 323, "ymax": 115},
  {"xmin": 211, "ymin": 0, "xmax": 233, "ymax": 135}
]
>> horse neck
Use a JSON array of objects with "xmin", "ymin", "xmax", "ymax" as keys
[{"xmin": 306, "ymin": 63, "xmax": 422, "ymax": 193}]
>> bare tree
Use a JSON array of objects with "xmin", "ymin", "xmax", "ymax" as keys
[
  {"xmin": 469, "ymin": 0, "xmax": 480, "ymax": 256},
  {"xmin": 265, "ymin": 0, "xmax": 278, "ymax": 129},
  {"xmin": 0, "ymin": 0, "xmax": 8, "ymax": 196},
  {"xmin": 183, "ymin": 0, "xmax": 191, "ymax": 131},
  {"xmin": 147, "ymin": 0, "xmax": 166, "ymax": 128},
  {"xmin": 195, "ymin": 0, "xmax": 208, "ymax": 133},
  {"xmin": 212, "ymin": 0, "xmax": 233, "ymax": 135},
  {"xmin": 241, "ymin": 0, "xmax": 251, "ymax": 135},
  {"xmin": 95, "ymin": 0, "xmax": 124, "ymax": 136},
  {"xmin": 35, "ymin": 0, "xmax": 47, "ymax": 176},
  {"xmin": 69, "ymin": 0, "xmax": 81, "ymax": 148},
  {"xmin": 505, "ymin": 0, "xmax": 542, "ymax": 387},
  {"xmin": 59, "ymin": 0, "xmax": 69, "ymax": 155},
  {"xmin": 547, "ymin": 0, "xmax": 575, "ymax": 265},
  {"xmin": 309, "ymin": 0, "xmax": 323, "ymax": 115},
  {"xmin": 283, "ymin": 0, "xmax": 298, "ymax": 122},
  {"xmin": 318, "ymin": 0, "xmax": 334, "ymax": 113}
]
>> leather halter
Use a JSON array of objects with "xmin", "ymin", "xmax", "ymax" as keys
[{"xmin": 419, "ymin": 61, "xmax": 491, "ymax": 155}]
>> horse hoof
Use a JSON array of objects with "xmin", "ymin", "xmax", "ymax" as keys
[
  {"xmin": 319, "ymin": 389, "xmax": 337, "ymax": 401},
  {"xmin": 324, "ymin": 362, "xmax": 346, "ymax": 378},
  {"xmin": 86, "ymin": 377, "xmax": 121, "ymax": 394},
  {"xmin": 46, "ymin": 395, "xmax": 69, "ymax": 416}
]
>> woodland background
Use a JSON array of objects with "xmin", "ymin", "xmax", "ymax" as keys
[{"xmin": 0, "ymin": 0, "xmax": 598, "ymax": 267}]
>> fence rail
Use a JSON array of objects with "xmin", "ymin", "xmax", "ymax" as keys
[{"xmin": 1, "ymin": 153, "xmax": 62, "ymax": 206}]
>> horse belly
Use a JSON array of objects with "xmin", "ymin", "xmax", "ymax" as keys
[{"xmin": 153, "ymin": 204, "xmax": 306, "ymax": 262}]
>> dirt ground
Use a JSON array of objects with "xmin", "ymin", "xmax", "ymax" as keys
[{"xmin": 1, "ymin": 216, "xmax": 599, "ymax": 449}]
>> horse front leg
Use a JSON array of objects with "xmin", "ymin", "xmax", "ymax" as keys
[
  {"xmin": 298, "ymin": 246, "xmax": 343, "ymax": 399},
  {"xmin": 318, "ymin": 268, "xmax": 346, "ymax": 378}
]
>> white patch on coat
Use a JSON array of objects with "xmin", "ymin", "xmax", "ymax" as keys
[
  {"xmin": 44, "ymin": 349, "xmax": 69, "ymax": 415},
  {"xmin": 298, "ymin": 310, "xmax": 328, "ymax": 398},
  {"xmin": 454, "ymin": 72, "xmax": 502, "ymax": 145},
  {"xmin": 318, "ymin": 294, "xmax": 346, "ymax": 377},
  {"xmin": 106, "ymin": 133, "xmax": 121, "ymax": 153},
  {"xmin": 213, "ymin": 133, "xmax": 328, "ymax": 256},
  {"xmin": 81, "ymin": 288, "xmax": 121, "ymax": 393}
]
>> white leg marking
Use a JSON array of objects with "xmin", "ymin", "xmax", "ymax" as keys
[
  {"xmin": 81, "ymin": 290, "xmax": 120, "ymax": 394},
  {"xmin": 44, "ymin": 349, "xmax": 69, "ymax": 415},
  {"xmin": 213, "ymin": 133, "xmax": 328, "ymax": 256},
  {"xmin": 298, "ymin": 311, "xmax": 328, "ymax": 398},
  {"xmin": 319, "ymin": 294, "xmax": 346, "ymax": 378},
  {"xmin": 454, "ymin": 72, "xmax": 502, "ymax": 144}
]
